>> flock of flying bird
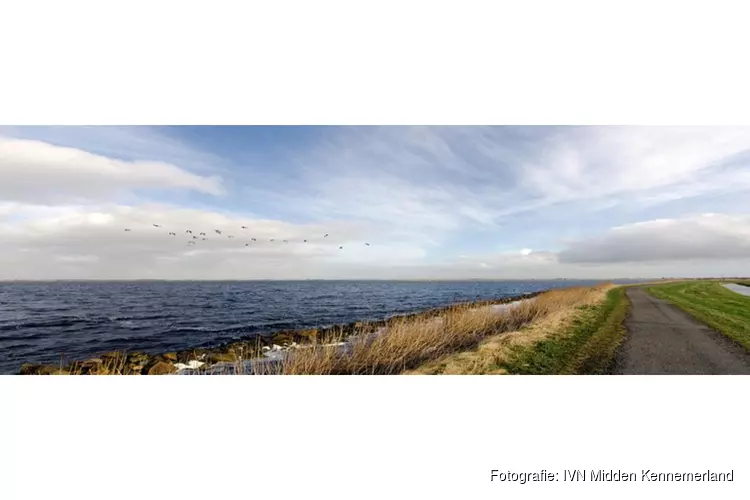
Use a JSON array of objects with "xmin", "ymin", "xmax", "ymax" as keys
[{"xmin": 122, "ymin": 224, "xmax": 371, "ymax": 251}]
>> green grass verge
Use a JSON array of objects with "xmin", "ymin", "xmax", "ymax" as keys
[
  {"xmin": 644, "ymin": 281, "xmax": 750, "ymax": 351},
  {"xmin": 501, "ymin": 287, "xmax": 630, "ymax": 374}
]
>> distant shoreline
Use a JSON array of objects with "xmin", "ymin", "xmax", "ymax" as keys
[{"xmin": 0, "ymin": 278, "xmax": 660, "ymax": 283}]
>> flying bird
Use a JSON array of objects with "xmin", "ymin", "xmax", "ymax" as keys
[
  {"xmin": 365, "ymin": 243, "xmax": 370, "ymax": 246},
  {"xmin": 339, "ymin": 246, "xmax": 343, "ymax": 250},
  {"xmin": 245, "ymin": 243, "xmax": 249, "ymax": 247},
  {"xmin": 153, "ymin": 224, "xmax": 162, "ymax": 228},
  {"xmin": 324, "ymin": 233, "xmax": 329, "ymax": 237},
  {"xmin": 251, "ymin": 238, "xmax": 256, "ymax": 242},
  {"xmin": 199, "ymin": 232, "xmax": 206, "ymax": 236},
  {"xmin": 202, "ymin": 238, "xmax": 207, "ymax": 241},
  {"xmin": 215, "ymin": 229, "xmax": 222, "ymax": 235},
  {"xmin": 169, "ymin": 232, "xmax": 176, "ymax": 236},
  {"xmin": 228, "ymin": 235, "xmax": 234, "ymax": 239},
  {"xmin": 124, "ymin": 229, "xmax": 131, "ymax": 232},
  {"xmin": 270, "ymin": 238, "xmax": 275, "ymax": 242},
  {"xmin": 186, "ymin": 230, "xmax": 192, "ymax": 234},
  {"xmin": 282, "ymin": 240, "xmax": 288, "ymax": 243},
  {"xmin": 241, "ymin": 226, "xmax": 248, "ymax": 229},
  {"xmin": 303, "ymin": 239, "xmax": 307, "ymax": 243},
  {"xmin": 192, "ymin": 236, "xmax": 198, "ymax": 239}
]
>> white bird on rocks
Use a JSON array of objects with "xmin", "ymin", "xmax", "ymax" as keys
[
  {"xmin": 261, "ymin": 344, "xmax": 287, "ymax": 360},
  {"xmin": 174, "ymin": 360, "xmax": 205, "ymax": 371}
]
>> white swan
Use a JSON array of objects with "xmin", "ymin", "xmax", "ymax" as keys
[{"xmin": 174, "ymin": 360, "xmax": 205, "ymax": 371}]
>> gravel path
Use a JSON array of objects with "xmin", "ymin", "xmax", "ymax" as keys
[{"xmin": 613, "ymin": 288, "xmax": 750, "ymax": 374}]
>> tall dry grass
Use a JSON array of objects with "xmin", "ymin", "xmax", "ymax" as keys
[
  {"xmin": 282, "ymin": 284, "xmax": 612, "ymax": 375},
  {"xmin": 410, "ymin": 284, "xmax": 615, "ymax": 374}
]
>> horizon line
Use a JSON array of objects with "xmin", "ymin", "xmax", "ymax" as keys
[{"xmin": 0, "ymin": 277, "xmax": 719, "ymax": 283}]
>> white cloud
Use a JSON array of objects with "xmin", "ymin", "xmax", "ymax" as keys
[
  {"xmin": 0, "ymin": 126, "xmax": 228, "ymax": 175},
  {"xmin": 558, "ymin": 213, "xmax": 750, "ymax": 264},
  {"xmin": 0, "ymin": 137, "xmax": 224, "ymax": 203}
]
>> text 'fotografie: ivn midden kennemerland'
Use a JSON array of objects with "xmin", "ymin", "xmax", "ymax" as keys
[{"xmin": 490, "ymin": 469, "xmax": 734, "ymax": 483}]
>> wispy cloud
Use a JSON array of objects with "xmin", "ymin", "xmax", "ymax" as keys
[{"xmin": 264, "ymin": 126, "xmax": 750, "ymax": 226}]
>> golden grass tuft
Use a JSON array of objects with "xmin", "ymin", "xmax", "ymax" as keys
[{"xmin": 282, "ymin": 284, "xmax": 614, "ymax": 375}]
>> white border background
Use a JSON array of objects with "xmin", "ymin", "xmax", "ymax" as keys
[{"xmin": 2, "ymin": 1, "xmax": 750, "ymax": 499}]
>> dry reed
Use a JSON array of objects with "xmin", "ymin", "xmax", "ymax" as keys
[{"xmin": 282, "ymin": 284, "xmax": 613, "ymax": 375}]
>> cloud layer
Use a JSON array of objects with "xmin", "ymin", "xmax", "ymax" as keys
[
  {"xmin": 1, "ymin": 126, "xmax": 749, "ymax": 279},
  {"xmin": 0, "ymin": 203, "xmax": 425, "ymax": 279},
  {"xmin": 559, "ymin": 214, "xmax": 750, "ymax": 264}
]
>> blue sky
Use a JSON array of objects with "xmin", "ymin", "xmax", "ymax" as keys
[{"xmin": 0, "ymin": 126, "xmax": 749, "ymax": 279}]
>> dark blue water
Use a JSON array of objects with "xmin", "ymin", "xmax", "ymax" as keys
[{"xmin": 0, "ymin": 279, "xmax": 641, "ymax": 374}]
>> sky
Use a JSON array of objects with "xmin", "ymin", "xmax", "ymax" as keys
[{"xmin": 0, "ymin": 125, "xmax": 748, "ymax": 280}]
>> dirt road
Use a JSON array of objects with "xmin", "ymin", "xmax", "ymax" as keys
[{"xmin": 613, "ymin": 288, "xmax": 750, "ymax": 374}]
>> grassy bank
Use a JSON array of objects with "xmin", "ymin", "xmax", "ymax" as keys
[
  {"xmin": 286, "ymin": 284, "xmax": 615, "ymax": 374},
  {"xmin": 410, "ymin": 285, "xmax": 628, "ymax": 374},
  {"xmin": 644, "ymin": 281, "xmax": 750, "ymax": 351},
  {"xmin": 500, "ymin": 287, "xmax": 629, "ymax": 374}
]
